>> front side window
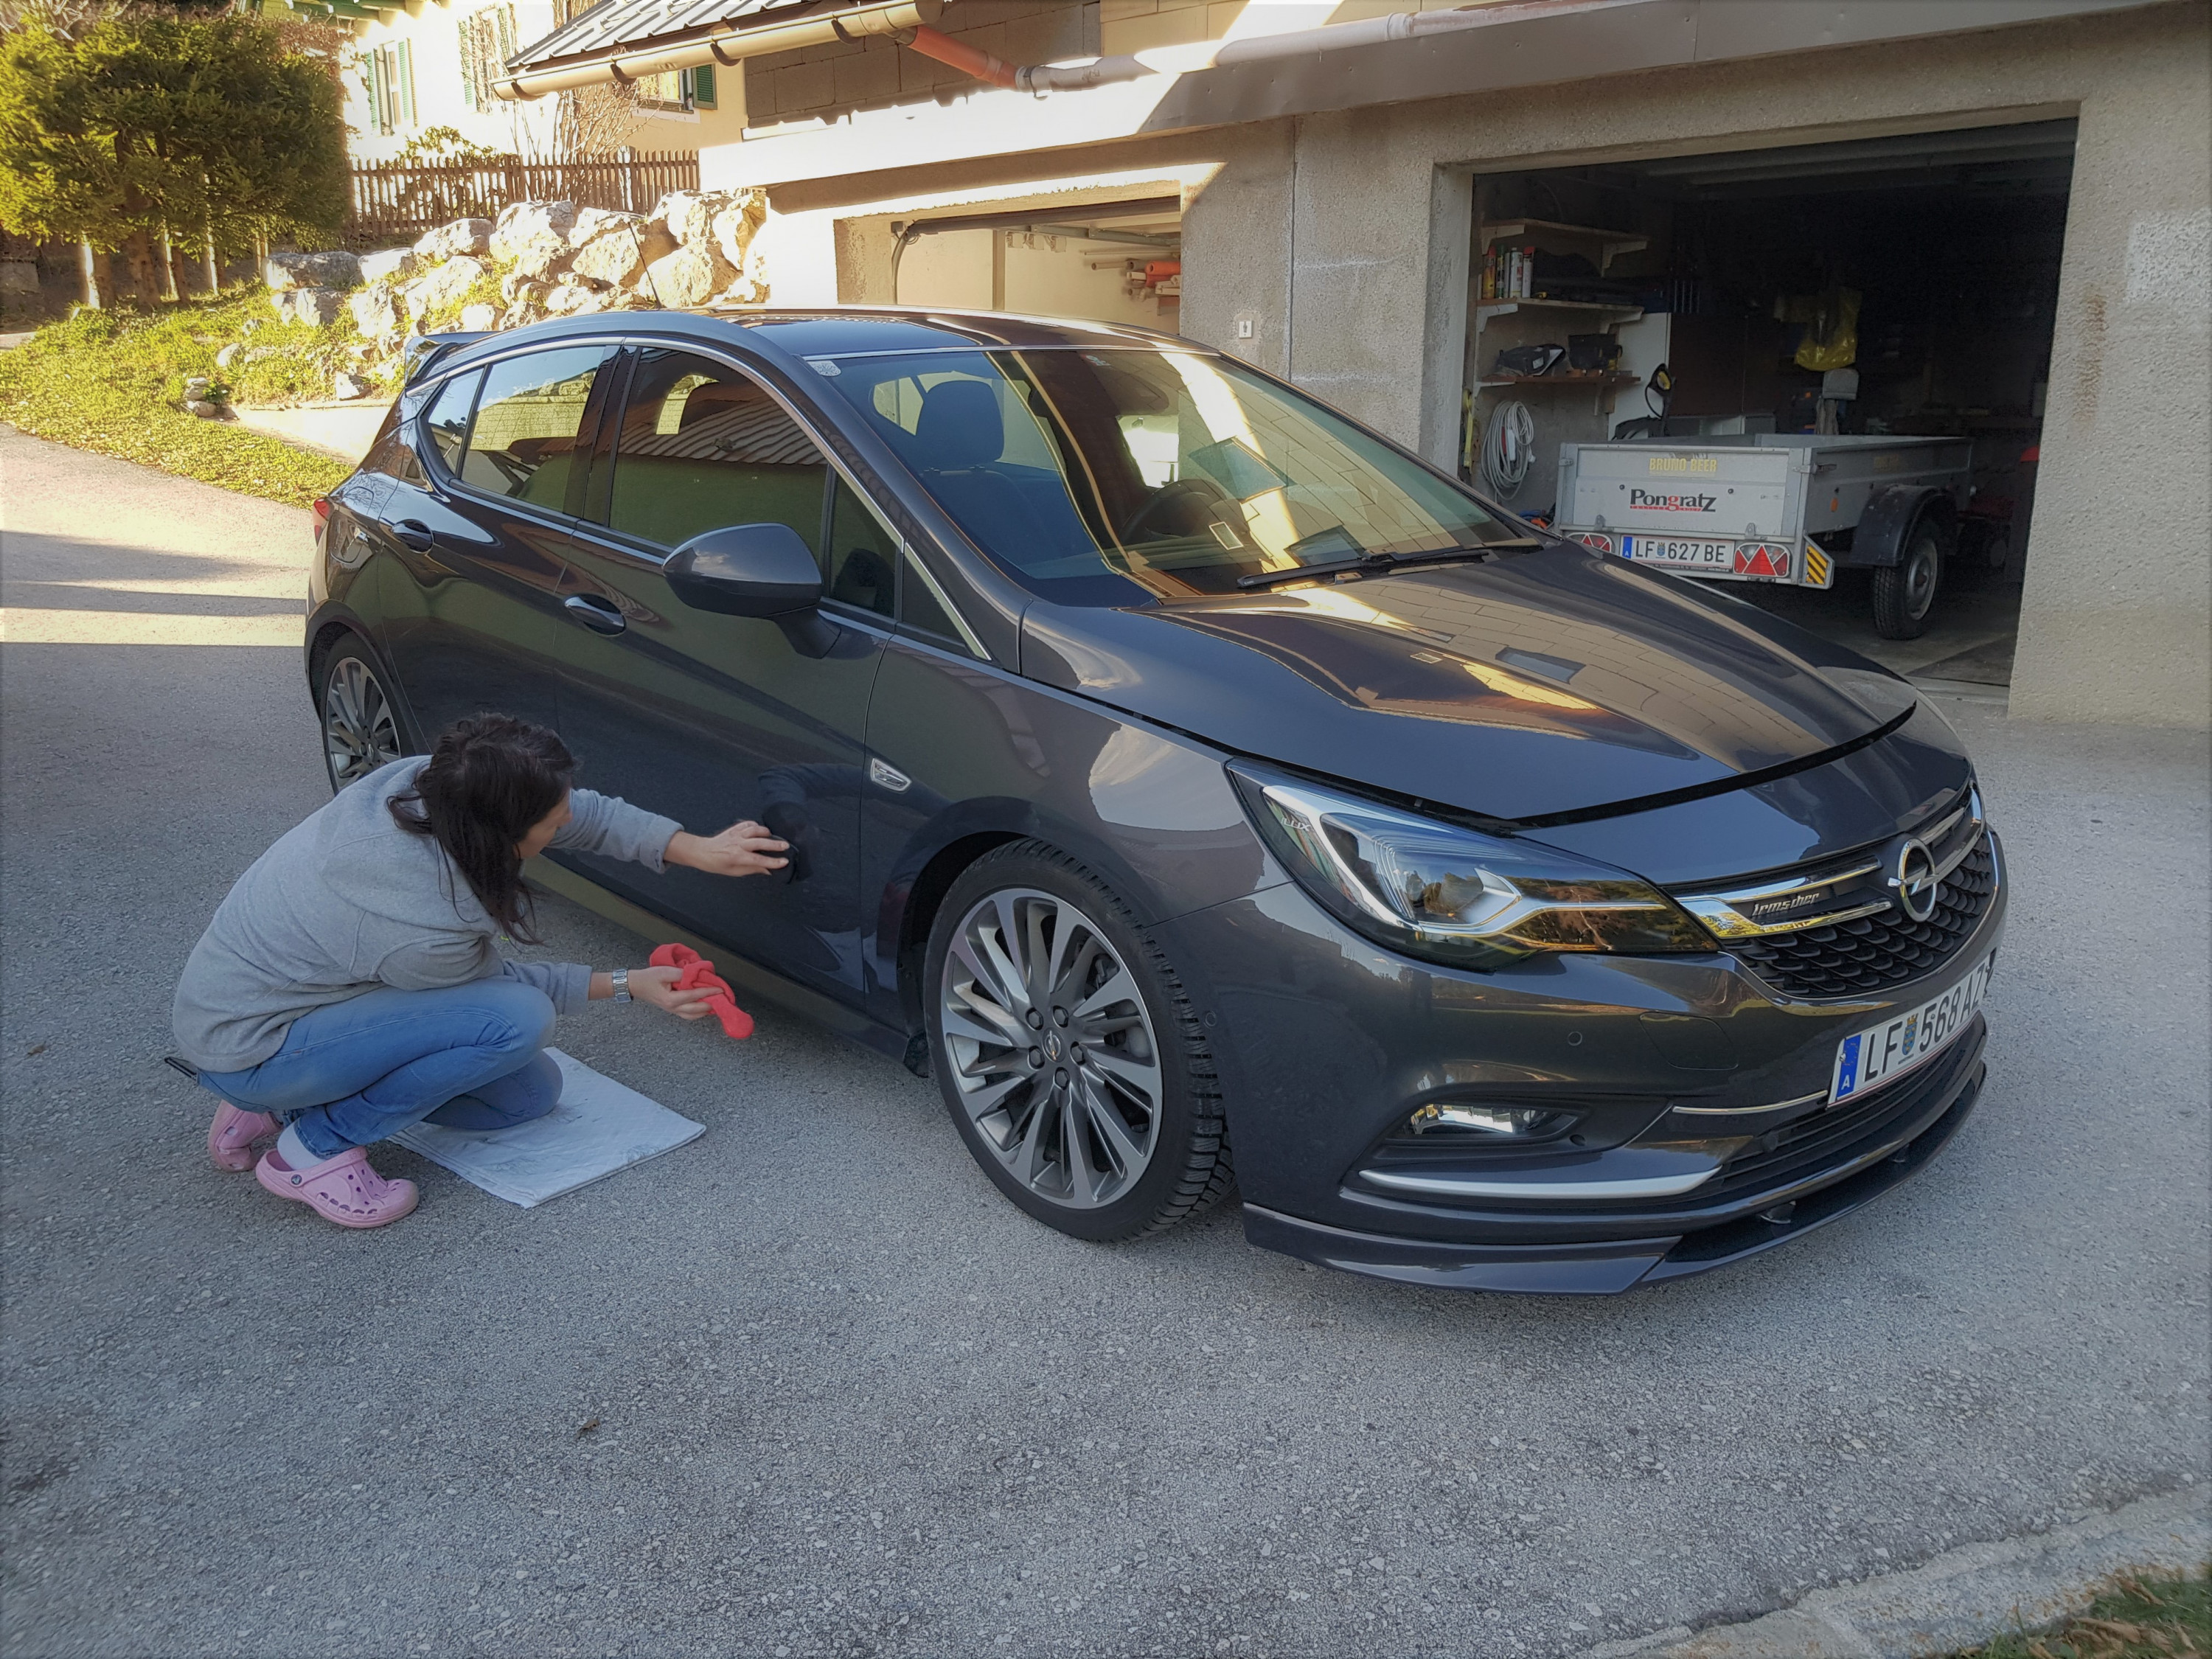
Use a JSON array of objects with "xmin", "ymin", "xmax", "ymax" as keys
[
  {"xmin": 605, "ymin": 349, "xmax": 829, "ymax": 556},
  {"xmin": 815, "ymin": 347, "xmax": 1517, "ymax": 605},
  {"xmin": 824, "ymin": 476, "xmax": 896, "ymax": 619},
  {"xmin": 462, "ymin": 346, "xmax": 613, "ymax": 512}
]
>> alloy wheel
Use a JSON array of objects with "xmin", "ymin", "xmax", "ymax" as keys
[
  {"xmin": 938, "ymin": 888, "xmax": 1164, "ymax": 1210},
  {"xmin": 322, "ymin": 653, "xmax": 402, "ymax": 787}
]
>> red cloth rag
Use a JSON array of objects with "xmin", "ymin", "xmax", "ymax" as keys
[{"xmin": 648, "ymin": 943, "xmax": 754, "ymax": 1040}]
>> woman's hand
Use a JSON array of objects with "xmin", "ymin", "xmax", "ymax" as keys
[
  {"xmin": 588, "ymin": 965, "xmax": 717, "ymax": 1019},
  {"xmin": 667, "ymin": 821, "xmax": 790, "ymax": 878}
]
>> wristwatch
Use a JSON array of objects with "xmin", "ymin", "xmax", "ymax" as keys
[{"xmin": 611, "ymin": 967, "xmax": 633, "ymax": 1004}]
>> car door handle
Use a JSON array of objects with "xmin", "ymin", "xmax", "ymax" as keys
[
  {"xmin": 392, "ymin": 518, "xmax": 435, "ymax": 552},
  {"xmin": 563, "ymin": 594, "xmax": 627, "ymax": 635}
]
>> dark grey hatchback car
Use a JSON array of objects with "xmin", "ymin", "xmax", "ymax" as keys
[{"xmin": 307, "ymin": 307, "xmax": 2005, "ymax": 1293}]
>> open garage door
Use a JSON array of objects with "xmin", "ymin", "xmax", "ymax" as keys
[
  {"xmin": 889, "ymin": 195, "xmax": 1183, "ymax": 330},
  {"xmin": 1466, "ymin": 119, "xmax": 2076, "ymax": 693}
]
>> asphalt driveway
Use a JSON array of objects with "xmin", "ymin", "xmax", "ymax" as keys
[{"xmin": 2, "ymin": 425, "xmax": 2205, "ymax": 1659}]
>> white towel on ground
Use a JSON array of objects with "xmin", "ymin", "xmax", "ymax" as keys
[{"xmin": 390, "ymin": 1048, "xmax": 704, "ymax": 1208}]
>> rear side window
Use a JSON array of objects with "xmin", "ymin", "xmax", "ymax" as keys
[
  {"xmin": 462, "ymin": 346, "xmax": 614, "ymax": 512},
  {"xmin": 605, "ymin": 349, "xmax": 829, "ymax": 554},
  {"xmin": 422, "ymin": 369, "xmax": 480, "ymax": 475}
]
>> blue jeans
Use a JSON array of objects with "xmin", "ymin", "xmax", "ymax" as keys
[{"xmin": 199, "ymin": 980, "xmax": 561, "ymax": 1162}]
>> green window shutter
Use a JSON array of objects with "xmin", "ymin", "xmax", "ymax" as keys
[
  {"xmin": 459, "ymin": 15, "xmax": 476, "ymax": 108},
  {"xmin": 397, "ymin": 40, "xmax": 416, "ymax": 126},
  {"xmin": 371, "ymin": 48, "xmax": 389, "ymax": 133},
  {"xmin": 689, "ymin": 63, "xmax": 716, "ymax": 108}
]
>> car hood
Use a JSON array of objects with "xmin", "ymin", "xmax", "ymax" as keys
[{"xmin": 1018, "ymin": 545, "xmax": 1916, "ymax": 823}]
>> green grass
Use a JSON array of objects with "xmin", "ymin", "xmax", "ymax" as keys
[
  {"xmin": 0, "ymin": 291, "xmax": 358, "ymax": 508},
  {"xmin": 1953, "ymin": 1569, "xmax": 2209, "ymax": 1658}
]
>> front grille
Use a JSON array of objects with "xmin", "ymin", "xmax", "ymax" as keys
[{"xmin": 1729, "ymin": 838, "xmax": 1995, "ymax": 1000}]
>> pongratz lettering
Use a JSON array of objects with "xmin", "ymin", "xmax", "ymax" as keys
[{"xmin": 1628, "ymin": 489, "xmax": 1719, "ymax": 512}]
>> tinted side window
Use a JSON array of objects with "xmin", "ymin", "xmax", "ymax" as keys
[
  {"xmin": 462, "ymin": 346, "xmax": 613, "ymax": 512},
  {"xmin": 422, "ymin": 369, "xmax": 480, "ymax": 476},
  {"xmin": 823, "ymin": 477, "xmax": 896, "ymax": 619},
  {"xmin": 899, "ymin": 549, "xmax": 971, "ymax": 650},
  {"xmin": 605, "ymin": 349, "xmax": 828, "ymax": 554}
]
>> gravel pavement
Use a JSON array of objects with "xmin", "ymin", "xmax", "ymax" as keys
[{"xmin": 3, "ymin": 425, "xmax": 2206, "ymax": 1659}]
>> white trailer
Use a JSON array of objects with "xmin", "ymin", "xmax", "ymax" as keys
[{"xmin": 1552, "ymin": 434, "xmax": 1974, "ymax": 639}]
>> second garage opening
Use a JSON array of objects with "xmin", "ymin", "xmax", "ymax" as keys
[{"xmin": 1464, "ymin": 119, "xmax": 2076, "ymax": 692}]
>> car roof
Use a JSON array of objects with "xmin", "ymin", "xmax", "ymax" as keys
[
  {"xmin": 711, "ymin": 307, "xmax": 1203, "ymax": 360},
  {"xmin": 422, "ymin": 306, "xmax": 1209, "ymax": 374}
]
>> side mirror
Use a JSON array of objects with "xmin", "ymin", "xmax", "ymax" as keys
[{"xmin": 664, "ymin": 523, "xmax": 822, "ymax": 618}]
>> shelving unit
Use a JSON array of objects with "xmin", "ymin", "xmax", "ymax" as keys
[{"xmin": 1466, "ymin": 215, "xmax": 1652, "ymax": 481}]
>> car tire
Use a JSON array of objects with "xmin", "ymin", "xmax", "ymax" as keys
[
  {"xmin": 317, "ymin": 634, "xmax": 409, "ymax": 793},
  {"xmin": 924, "ymin": 841, "xmax": 1232, "ymax": 1242},
  {"xmin": 1871, "ymin": 518, "xmax": 1945, "ymax": 640}
]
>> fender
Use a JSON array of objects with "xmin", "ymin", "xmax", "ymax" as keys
[
  {"xmin": 1847, "ymin": 483, "xmax": 1958, "ymax": 568},
  {"xmin": 862, "ymin": 635, "xmax": 1284, "ymax": 1039}
]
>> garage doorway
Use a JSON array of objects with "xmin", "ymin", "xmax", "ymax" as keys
[
  {"xmin": 1465, "ymin": 119, "xmax": 2076, "ymax": 692},
  {"xmin": 888, "ymin": 196, "xmax": 1183, "ymax": 330}
]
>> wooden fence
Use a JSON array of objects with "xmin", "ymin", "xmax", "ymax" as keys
[{"xmin": 343, "ymin": 151, "xmax": 700, "ymax": 248}]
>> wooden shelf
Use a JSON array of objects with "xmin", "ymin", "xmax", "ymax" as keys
[
  {"xmin": 1482, "ymin": 218, "xmax": 1648, "ymax": 271},
  {"xmin": 1477, "ymin": 372, "xmax": 1642, "ymax": 389},
  {"xmin": 1478, "ymin": 299, "xmax": 1645, "ymax": 321}
]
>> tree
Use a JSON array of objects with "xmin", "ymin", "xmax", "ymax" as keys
[{"xmin": 0, "ymin": 9, "xmax": 348, "ymax": 302}]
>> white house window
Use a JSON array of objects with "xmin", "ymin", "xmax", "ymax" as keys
[
  {"xmin": 459, "ymin": 6, "xmax": 518, "ymax": 111},
  {"xmin": 366, "ymin": 41, "xmax": 417, "ymax": 135},
  {"xmin": 633, "ymin": 64, "xmax": 715, "ymax": 111}
]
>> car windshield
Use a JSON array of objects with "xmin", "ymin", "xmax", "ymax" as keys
[{"xmin": 812, "ymin": 347, "xmax": 1520, "ymax": 604}]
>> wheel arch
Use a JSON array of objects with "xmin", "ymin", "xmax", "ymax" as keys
[
  {"xmin": 894, "ymin": 828, "xmax": 1027, "ymax": 1037},
  {"xmin": 1852, "ymin": 484, "xmax": 1958, "ymax": 568},
  {"xmin": 305, "ymin": 611, "xmax": 423, "ymax": 752}
]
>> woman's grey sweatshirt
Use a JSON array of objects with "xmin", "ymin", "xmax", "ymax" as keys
[{"xmin": 170, "ymin": 757, "xmax": 681, "ymax": 1074}]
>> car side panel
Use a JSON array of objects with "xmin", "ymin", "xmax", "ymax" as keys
[{"xmin": 860, "ymin": 635, "xmax": 1286, "ymax": 1034}]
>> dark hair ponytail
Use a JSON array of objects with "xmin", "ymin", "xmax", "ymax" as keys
[{"xmin": 389, "ymin": 713, "xmax": 574, "ymax": 942}]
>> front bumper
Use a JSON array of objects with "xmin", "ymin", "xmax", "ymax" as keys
[
  {"xmin": 1162, "ymin": 832, "xmax": 2006, "ymax": 1293},
  {"xmin": 1245, "ymin": 1041, "xmax": 1984, "ymax": 1294}
]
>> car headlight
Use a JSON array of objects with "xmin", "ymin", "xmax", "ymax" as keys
[{"xmin": 1228, "ymin": 765, "xmax": 1715, "ymax": 970}]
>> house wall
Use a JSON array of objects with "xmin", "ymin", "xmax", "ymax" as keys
[
  {"xmin": 344, "ymin": 0, "xmax": 747, "ymax": 164},
  {"xmin": 344, "ymin": 0, "xmax": 566, "ymax": 163}
]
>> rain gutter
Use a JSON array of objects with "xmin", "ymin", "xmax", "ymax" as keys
[{"xmin": 495, "ymin": 0, "xmax": 940, "ymax": 102}]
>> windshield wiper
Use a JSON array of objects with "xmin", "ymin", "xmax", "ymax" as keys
[{"xmin": 1234, "ymin": 539, "xmax": 1537, "ymax": 592}]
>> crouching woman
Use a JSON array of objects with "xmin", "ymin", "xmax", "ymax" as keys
[{"xmin": 171, "ymin": 714, "xmax": 786, "ymax": 1228}]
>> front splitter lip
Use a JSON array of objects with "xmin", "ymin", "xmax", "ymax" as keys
[{"xmin": 1242, "ymin": 1062, "xmax": 1986, "ymax": 1295}]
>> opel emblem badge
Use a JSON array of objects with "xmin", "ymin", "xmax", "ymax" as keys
[
  {"xmin": 1892, "ymin": 837, "xmax": 1939, "ymax": 922},
  {"xmin": 1046, "ymin": 1032, "xmax": 1061, "ymax": 1060}
]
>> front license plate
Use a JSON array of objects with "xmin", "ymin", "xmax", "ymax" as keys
[
  {"xmin": 1829, "ymin": 953, "xmax": 1995, "ymax": 1104},
  {"xmin": 1621, "ymin": 535, "xmax": 1735, "ymax": 571}
]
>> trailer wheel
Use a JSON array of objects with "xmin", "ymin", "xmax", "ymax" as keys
[{"xmin": 1871, "ymin": 518, "xmax": 1945, "ymax": 639}]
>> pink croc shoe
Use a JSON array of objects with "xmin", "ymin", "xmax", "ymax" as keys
[
  {"xmin": 206, "ymin": 1101, "xmax": 279, "ymax": 1172},
  {"xmin": 254, "ymin": 1146, "xmax": 418, "ymax": 1228}
]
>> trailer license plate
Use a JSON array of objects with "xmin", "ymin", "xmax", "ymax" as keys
[
  {"xmin": 1829, "ymin": 952, "xmax": 1995, "ymax": 1105},
  {"xmin": 1621, "ymin": 535, "xmax": 1734, "ymax": 571}
]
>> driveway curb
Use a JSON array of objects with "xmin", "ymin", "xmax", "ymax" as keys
[{"xmin": 1579, "ymin": 1485, "xmax": 2208, "ymax": 1659}]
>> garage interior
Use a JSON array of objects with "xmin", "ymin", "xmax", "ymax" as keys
[
  {"xmin": 888, "ymin": 195, "xmax": 1184, "ymax": 331},
  {"xmin": 1464, "ymin": 119, "xmax": 2078, "ymax": 691}
]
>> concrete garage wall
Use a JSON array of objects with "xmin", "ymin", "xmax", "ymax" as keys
[
  {"xmin": 2010, "ymin": 46, "xmax": 2211, "ymax": 725},
  {"xmin": 1176, "ymin": 2, "xmax": 2211, "ymax": 727}
]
